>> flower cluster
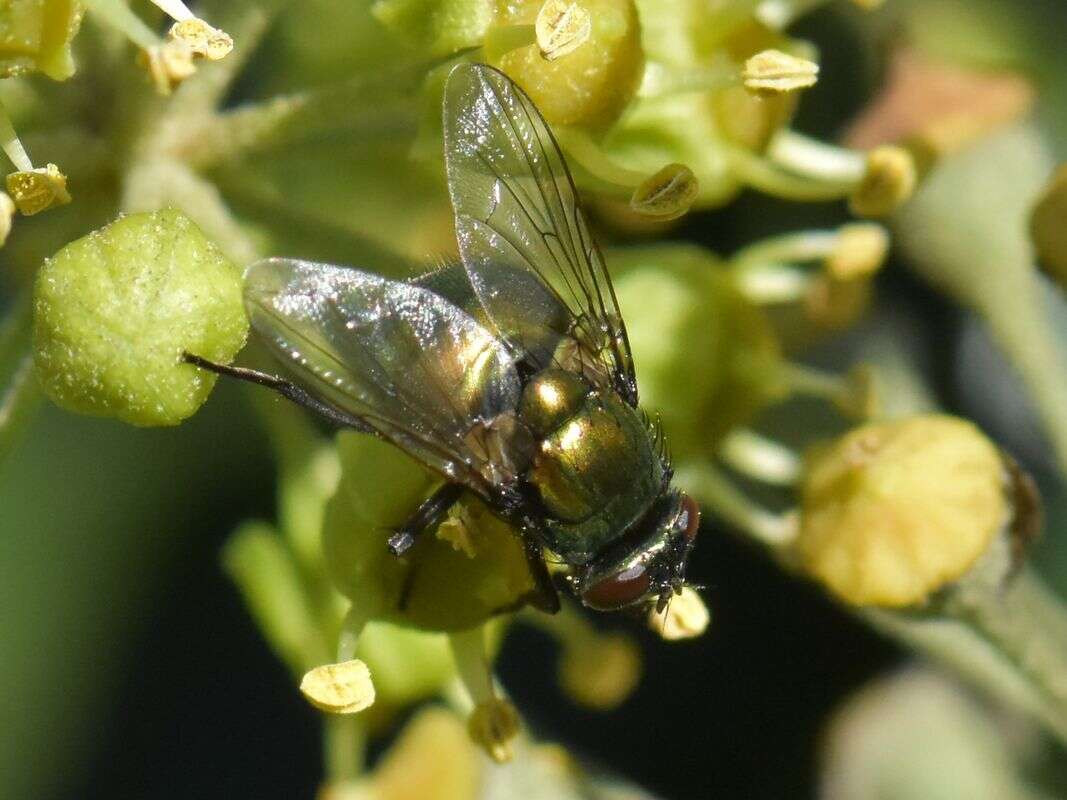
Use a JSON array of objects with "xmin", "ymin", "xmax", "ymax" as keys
[{"xmin": 4, "ymin": 0, "xmax": 1067, "ymax": 795}]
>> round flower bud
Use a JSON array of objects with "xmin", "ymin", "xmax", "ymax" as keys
[
  {"xmin": 323, "ymin": 432, "xmax": 537, "ymax": 632},
  {"xmin": 612, "ymin": 244, "xmax": 784, "ymax": 454},
  {"xmin": 490, "ymin": 0, "xmax": 644, "ymax": 130},
  {"xmin": 795, "ymin": 415, "xmax": 1011, "ymax": 608},
  {"xmin": 32, "ymin": 208, "xmax": 248, "ymax": 427},
  {"xmin": 558, "ymin": 632, "xmax": 641, "ymax": 710}
]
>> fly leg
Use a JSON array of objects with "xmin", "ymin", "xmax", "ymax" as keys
[
  {"xmin": 521, "ymin": 533, "xmax": 561, "ymax": 614},
  {"xmin": 387, "ymin": 483, "xmax": 465, "ymax": 556},
  {"xmin": 182, "ymin": 353, "xmax": 376, "ymax": 434}
]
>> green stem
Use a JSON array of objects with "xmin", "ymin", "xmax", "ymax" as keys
[
  {"xmin": 730, "ymin": 229, "xmax": 838, "ymax": 272},
  {"xmin": 0, "ymin": 294, "xmax": 43, "ymax": 465},
  {"xmin": 728, "ymin": 146, "xmax": 858, "ymax": 202},
  {"xmin": 324, "ymin": 715, "xmax": 366, "ymax": 785},
  {"xmin": 177, "ymin": 77, "xmax": 421, "ymax": 168},
  {"xmin": 768, "ymin": 129, "xmax": 867, "ymax": 184},
  {"xmin": 865, "ymin": 570, "xmax": 1067, "ymax": 748},
  {"xmin": 674, "ymin": 461, "xmax": 798, "ymax": 546}
]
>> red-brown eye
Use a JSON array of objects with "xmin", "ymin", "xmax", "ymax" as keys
[
  {"xmin": 581, "ymin": 564, "xmax": 651, "ymax": 610},
  {"xmin": 679, "ymin": 493, "xmax": 701, "ymax": 542}
]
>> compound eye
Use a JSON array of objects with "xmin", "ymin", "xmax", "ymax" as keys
[
  {"xmin": 679, "ymin": 493, "xmax": 701, "ymax": 543},
  {"xmin": 581, "ymin": 563, "xmax": 651, "ymax": 611}
]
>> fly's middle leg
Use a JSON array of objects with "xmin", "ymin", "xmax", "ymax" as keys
[{"xmin": 387, "ymin": 482, "xmax": 465, "ymax": 556}]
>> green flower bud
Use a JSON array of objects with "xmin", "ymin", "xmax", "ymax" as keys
[
  {"xmin": 372, "ymin": 0, "xmax": 493, "ymax": 58},
  {"xmin": 611, "ymin": 244, "xmax": 784, "ymax": 454},
  {"xmin": 32, "ymin": 208, "xmax": 248, "ymax": 426},
  {"xmin": 0, "ymin": 0, "xmax": 84, "ymax": 80},
  {"xmin": 795, "ymin": 415, "xmax": 1012, "ymax": 608},
  {"xmin": 323, "ymin": 431, "xmax": 536, "ymax": 632},
  {"xmin": 490, "ymin": 0, "xmax": 644, "ymax": 130}
]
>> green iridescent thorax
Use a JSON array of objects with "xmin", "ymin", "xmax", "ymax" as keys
[{"xmin": 519, "ymin": 369, "xmax": 665, "ymax": 564}]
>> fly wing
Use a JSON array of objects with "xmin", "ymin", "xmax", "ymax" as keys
[
  {"xmin": 443, "ymin": 63, "xmax": 639, "ymax": 406},
  {"xmin": 245, "ymin": 257, "xmax": 524, "ymax": 494}
]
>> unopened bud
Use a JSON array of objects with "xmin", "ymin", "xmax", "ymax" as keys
[
  {"xmin": 559, "ymin": 632, "xmax": 641, "ymax": 709},
  {"xmin": 848, "ymin": 146, "xmax": 917, "ymax": 218},
  {"xmin": 630, "ymin": 163, "xmax": 698, "ymax": 220},
  {"xmin": 6, "ymin": 163, "xmax": 70, "ymax": 215},
  {"xmin": 796, "ymin": 415, "xmax": 1010, "ymax": 608},
  {"xmin": 536, "ymin": 0, "xmax": 591, "ymax": 61},
  {"xmin": 300, "ymin": 659, "xmax": 376, "ymax": 714},
  {"xmin": 743, "ymin": 50, "xmax": 819, "ymax": 95},
  {"xmin": 648, "ymin": 587, "xmax": 710, "ymax": 640}
]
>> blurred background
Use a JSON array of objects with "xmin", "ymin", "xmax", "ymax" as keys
[{"xmin": 3, "ymin": 0, "xmax": 1067, "ymax": 798}]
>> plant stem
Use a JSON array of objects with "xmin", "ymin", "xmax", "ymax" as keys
[
  {"xmin": 0, "ymin": 294, "xmax": 43, "ymax": 465},
  {"xmin": 863, "ymin": 572, "xmax": 1067, "ymax": 748},
  {"xmin": 176, "ymin": 73, "xmax": 422, "ymax": 168},
  {"xmin": 324, "ymin": 715, "xmax": 366, "ymax": 785}
]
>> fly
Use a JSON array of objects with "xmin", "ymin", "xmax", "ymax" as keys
[{"xmin": 185, "ymin": 63, "xmax": 700, "ymax": 614}]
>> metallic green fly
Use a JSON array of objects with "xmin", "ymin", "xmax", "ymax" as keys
[{"xmin": 186, "ymin": 63, "xmax": 700, "ymax": 614}]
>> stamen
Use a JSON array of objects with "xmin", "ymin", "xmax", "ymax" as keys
[
  {"xmin": 742, "ymin": 49, "xmax": 819, "ymax": 95},
  {"xmin": 83, "ymin": 0, "xmax": 233, "ymax": 95},
  {"xmin": 300, "ymin": 660, "xmax": 376, "ymax": 714},
  {"xmin": 449, "ymin": 626, "xmax": 520, "ymax": 763},
  {"xmin": 556, "ymin": 127, "xmax": 698, "ymax": 218},
  {"xmin": 648, "ymin": 587, "xmax": 710, "ymax": 640},
  {"xmin": 536, "ymin": 0, "xmax": 591, "ymax": 61}
]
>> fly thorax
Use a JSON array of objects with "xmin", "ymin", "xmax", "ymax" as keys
[
  {"xmin": 518, "ymin": 369, "xmax": 591, "ymax": 440},
  {"xmin": 525, "ymin": 388, "xmax": 665, "ymax": 562}
]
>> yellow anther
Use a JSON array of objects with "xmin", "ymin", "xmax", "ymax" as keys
[
  {"xmin": 299, "ymin": 659, "xmax": 376, "ymax": 714},
  {"xmin": 848, "ymin": 146, "xmax": 917, "ymax": 218},
  {"xmin": 648, "ymin": 587, "xmax": 710, "ymax": 640},
  {"xmin": 6, "ymin": 163, "xmax": 70, "ymax": 215},
  {"xmin": 168, "ymin": 18, "xmax": 233, "ymax": 61},
  {"xmin": 140, "ymin": 40, "xmax": 197, "ymax": 95},
  {"xmin": 467, "ymin": 697, "xmax": 521, "ymax": 763},
  {"xmin": 742, "ymin": 50, "xmax": 819, "ymax": 95},
  {"xmin": 825, "ymin": 223, "xmax": 890, "ymax": 281},
  {"xmin": 630, "ymin": 163, "xmax": 698, "ymax": 220},
  {"xmin": 536, "ymin": 0, "xmax": 591, "ymax": 61}
]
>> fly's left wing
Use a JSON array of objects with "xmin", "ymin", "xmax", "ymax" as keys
[
  {"xmin": 245, "ymin": 257, "xmax": 525, "ymax": 495},
  {"xmin": 443, "ymin": 63, "xmax": 639, "ymax": 406}
]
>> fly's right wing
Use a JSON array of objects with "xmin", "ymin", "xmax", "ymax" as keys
[{"xmin": 244, "ymin": 257, "xmax": 525, "ymax": 496}]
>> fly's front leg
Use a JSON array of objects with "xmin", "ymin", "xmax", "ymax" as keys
[
  {"xmin": 387, "ymin": 483, "xmax": 465, "ymax": 556},
  {"xmin": 521, "ymin": 531, "xmax": 561, "ymax": 614}
]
